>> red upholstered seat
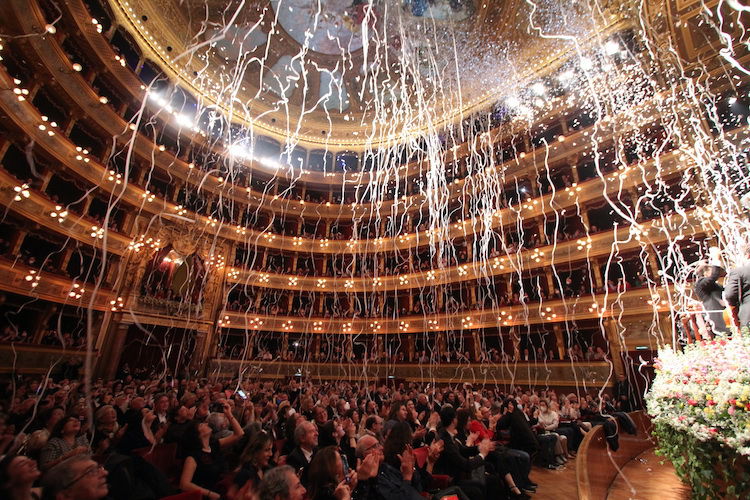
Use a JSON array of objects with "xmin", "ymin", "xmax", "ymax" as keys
[
  {"xmin": 132, "ymin": 443, "xmax": 183, "ymax": 485},
  {"xmin": 412, "ymin": 446, "xmax": 452, "ymax": 491},
  {"xmin": 413, "ymin": 446, "xmax": 429, "ymax": 468}
]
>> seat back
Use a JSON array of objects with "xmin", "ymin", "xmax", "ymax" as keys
[
  {"xmin": 413, "ymin": 446, "xmax": 429, "ymax": 468},
  {"xmin": 132, "ymin": 442, "xmax": 182, "ymax": 483}
]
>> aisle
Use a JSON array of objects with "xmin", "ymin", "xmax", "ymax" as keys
[
  {"xmin": 524, "ymin": 448, "xmax": 690, "ymax": 499},
  {"xmin": 606, "ymin": 448, "xmax": 690, "ymax": 500},
  {"xmin": 528, "ymin": 458, "xmax": 578, "ymax": 499}
]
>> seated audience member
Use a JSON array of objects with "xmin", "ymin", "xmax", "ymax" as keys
[
  {"xmin": 434, "ymin": 406, "xmax": 494, "ymax": 500},
  {"xmin": 286, "ymin": 420, "xmax": 319, "ymax": 478},
  {"xmin": 306, "ymin": 445, "xmax": 376, "ymax": 500},
  {"xmin": 497, "ymin": 397, "xmax": 563, "ymax": 471},
  {"xmin": 281, "ymin": 413, "xmax": 303, "ymax": 456},
  {"xmin": 41, "ymin": 455, "xmax": 108, "ymax": 500},
  {"xmin": 545, "ymin": 400, "xmax": 580, "ymax": 455},
  {"xmin": 456, "ymin": 409, "xmax": 531, "ymax": 499},
  {"xmin": 376, "ymin": 422, "xmax": 432, "ymax": 499},
  {"xmin": 496, "ymin": 399, "xmax": 539, "ymax": 460},
  {"xmin": 521, "ymin": 404, "xmax": 559, "ymax": 470},
  {"xmin": 319, "ymin": 418, "xmax": 357, "ymax": 467},
  {"xmin": 560, "ymin": 396, "xmax": 592, "ymax": 434},
  {"xmin": 116, "ymin": 406, "xmax": 157, "ymax": 453},
  {"xmin": 535, "ymin": 400, "xmax": 571, "ymax": 465},
  {"xmin": 0, "ymin": 373, "xmax": 648, "ymax": 500},
  {"xmin": 39, "ymin": 416, "xmax": 90, "ymax": 471},
  {"xmin": 92, "ymin": 405, "xmax": 122, "ymax": 454},
  {"xmin": 151, "ymin": 394, "xmax": 171, "ymax": 431},
  {"xmin": 354, "ymin": 435, "xmax": 382, "ymax": 464},
  {"xmin": 0, "ymin": 454, "xmax": 42, "ymax": 500},
  {"xmin": 363, "ymin": 416, "xmax": 384, "ymax": 444},
  {"xmin": 179, "ymin": 401, "xmax": 244, "ymax": 499},
  {"xmin": 257, "ymin": 465, "xmax": 306, "ymax": 500},
  {"xmin": 164, "ymin": 404, "xmax": 196, "ymax": 455},
  {"xmin": 312, "ymin": 405, "xmax": 329, "ymax": 428},
  {"xmin": 383, "ymin": 401, "xmax": 408, "ymax": 437},
  {"xmin": 464, "ymin": 406, "xmax": 535, "ymax": 495},
  {"xmin": 26, "ymin": 407, "xmax": 65, "ymax": 460},
  {"xmin": 230, "ymin": 431, "xmax": 275, "ymax": 498}
]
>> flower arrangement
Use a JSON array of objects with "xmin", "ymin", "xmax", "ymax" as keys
[{"xmin": 647, "ymin": 333, "xmax": 750, "ymax": 498}]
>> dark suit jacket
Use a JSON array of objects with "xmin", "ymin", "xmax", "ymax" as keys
[
  {"xmin": 496, "ymin": 410, "xmax": 540, "ymax": 455},
  {"xmin": 724, "ymin": 264, "xmax": 750, "ymax": 328},
  {"xmin": 286, "ymin": 446, "xmax": 316, "ymax": 483},
  {"xmin": 695, "ymin": 266, "xmax": 727, "ymax": 332},
  {"xmin": 433, "ymin": 429, "xmax": 484, "ymax": 480}
]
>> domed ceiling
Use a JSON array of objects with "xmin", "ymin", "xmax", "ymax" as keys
[{"xmin": 109, "ymin": 0, "xmax": 613, "ymax": 148}]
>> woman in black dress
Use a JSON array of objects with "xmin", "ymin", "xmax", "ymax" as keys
[{"xmin": 179, "ymin": 401, "xmax": 244, "ymax": 499}]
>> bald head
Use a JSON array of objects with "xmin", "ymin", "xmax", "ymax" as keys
[{"xmin": 356, "ymin": 434, "xmax": 379, "ymax": 458}]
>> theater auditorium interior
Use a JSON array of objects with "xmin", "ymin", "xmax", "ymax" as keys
[{"xmin": 1, "ymin": 0, "xmax": 749, "ymax": 499}]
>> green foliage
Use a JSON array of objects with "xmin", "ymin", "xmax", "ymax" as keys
[{"xmin": 653, "ymin": 421, "xmax": 750, "ymax": 499}]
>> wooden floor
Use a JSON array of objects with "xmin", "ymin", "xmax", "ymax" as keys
[
  {"xmin": 529, "ymin": 457, "xmax": 579, "ymax": 499},
  {"xmin": 606, "ymin": 449, "xmax": 690, "ymax": 500},
  {"xmin": 527, "ymin": 449, "xmax": 690, "ymax": 499}
]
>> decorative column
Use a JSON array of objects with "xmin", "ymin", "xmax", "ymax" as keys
[
  {"xmin": 469, "ymin": 285, "xmax": 477, "ymax": 308},
  {"xmin": 552, "ymin": 323, "xmax": 565, "ymax": 360},
  {"xmin": 0, "ymin": 139, "xmax": 11, "ymax": 161},
  {"xmin": 32, "ymin": 304, "xmax": 57, "ymax": 343},
  {"xmin": 602, "ymin": 318, "xmax": 626, "ymax": 378},
  {"xmin": 57, "ymin": 247, "xmax": 74, "ymax": 273},
  {"xmin": 537, "ymin": 219, "xmax": 547, "ymax": 245},
  {"xmin": 171, "ymin": 181, "xmax": 184, "ymax": 203},
  {"xmin": 311, "ymin": 334, "xmax": 321, "ymax": 361},
  {"xmin": 471, "ymin": 330, "xmax": 481, "ymax": 361},
  {"xmin": 96, "ymin": 320, "xmax": 130, "ymax": 379},
  {"xmin": 580, "ymin": 210, "xmax": 591, "ymax": 230},
  {"xmin": 544, "ymin": 273, "xmax": 555, "ymax": 299},
  {"xmin": 104, "ymin": 256, "xmax": 121, "ymax": 287},
  {"xmin": 646, "ymin": 251, "xmax": 662, "ymax": 282},
  {"xmin": 37, "ymin": 170, "xmax": 54, "ymax": 192},
  {"xmin": 569, "ymin": 160, "xmax": 580, "ymax": 184},
  {"xmin": 591, "ymin": 257, "xmax": 604, "ymax": 290},
  {"xmin": 406, "ymin": 334, "xmax": 415, "ymax": 361},
  {"xmin": 436, "ymin": 332, "xmax": 447, "ymax": 357},
  {"xmin": 190, "ymin": 332, "xmax": 209, "ymax": 372},
  {"xmin": 8, "ymin": 230, "xmax": 27, "ymax": 255},
  {"xmin": 510, "ymin": 327, "xmax": 521, "ymax": 361},
  {"xmin": 560, "ymin": 118, "xmax": 569, "ymax": 135},
  {"xmin": 80, "ymin": 195, "xmax": 94, "ymax": 217},
  {"xmin": 281, "ymin": 333, "xmax": 289, "ymax": 358}
]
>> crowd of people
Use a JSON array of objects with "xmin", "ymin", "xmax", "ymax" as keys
[
  {"xmin": 214, "ymin": 336, "xmax": 611, "ymax": 366},
  {"xmin": 0, "ymin": 372, "xmax": 637, "ymax": 500},
  {"xmin": 0, "ymin": 327, "xmax": 87, "ymax": 350}
]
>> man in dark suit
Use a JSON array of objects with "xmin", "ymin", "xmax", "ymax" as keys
[
  {"xmin": 496, "ymin": 399, "xmax": 540, "ymax": 458},
  {"xmin": 724, "ymin": 246, "xmax": 750, "ymax": 331},
  {"xmin": 694, "ymin": 264, "xmax": 728, "ymax": 333},
  {"xmin": 434, "ymin": 406, "xmax": 494, "ymax": 500},
  {"xmin": 285, "ymin": 420, "xmax": 318, "ymax": 481}
]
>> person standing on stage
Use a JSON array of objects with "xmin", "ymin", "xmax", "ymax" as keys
[{"xmin": 724, "ymin": 245, "xmax": 750, "ymax": 331}]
